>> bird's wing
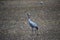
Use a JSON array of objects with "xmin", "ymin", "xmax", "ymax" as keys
[{"xmin": 28, "ymin": 19, "xmax": 37, "ymax": 27}]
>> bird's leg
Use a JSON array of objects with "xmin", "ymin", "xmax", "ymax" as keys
[
  {"xmin": 32, "ymin": 28, "xmax": 33, "ymax": 36},
  {"xmin": 35, "ymin": 29, "xmax": 36, "ymax": 34},
  {"xmin": 35, "ymin": 29, "xmax": 38, "ymax": 36},
  {"xmin": 32, "ymin": 28, "xmax": 35, "ymax": 35},
  {"xmin": 35, "ymin": 29, "xmax": 37, "ymax": 35},
  {"xmin": 32, "ymin": 28, "xmax": 35, "ymax": 40}
]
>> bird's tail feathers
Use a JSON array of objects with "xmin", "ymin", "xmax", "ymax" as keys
[{"xmin": 35, "ymin": 27, "xmax": 38, "ymax": 30}]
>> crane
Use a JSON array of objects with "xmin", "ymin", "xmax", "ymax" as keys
[{"xmin": 27, "ymin": 13, "xmax": 38, "ymax": 35}]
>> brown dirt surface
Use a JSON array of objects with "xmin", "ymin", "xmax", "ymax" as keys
[{"xmin": 0, "ymin": 0, "xmax": 60, "ymax": 40}]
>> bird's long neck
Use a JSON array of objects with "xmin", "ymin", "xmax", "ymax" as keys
[
  {"xmin": 27, "ymin": 16, "xmax": 32, "ymax": 22},
  {"xmin": 27, "ymin": 15, "xmax": 31, "ymax": 20},
  {"xmin": 27, "ymin": 13, "xmax": 31, "ymax": 20}
]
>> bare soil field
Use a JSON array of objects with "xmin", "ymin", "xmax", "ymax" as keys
[{"xmin": 0, "ymin": 0, "xmax": 60, "ymax": 40}]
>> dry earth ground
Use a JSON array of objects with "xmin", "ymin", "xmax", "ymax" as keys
[{"xmin": 0, "ymin": 0, "xmax": 60, "ymax": 40}]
